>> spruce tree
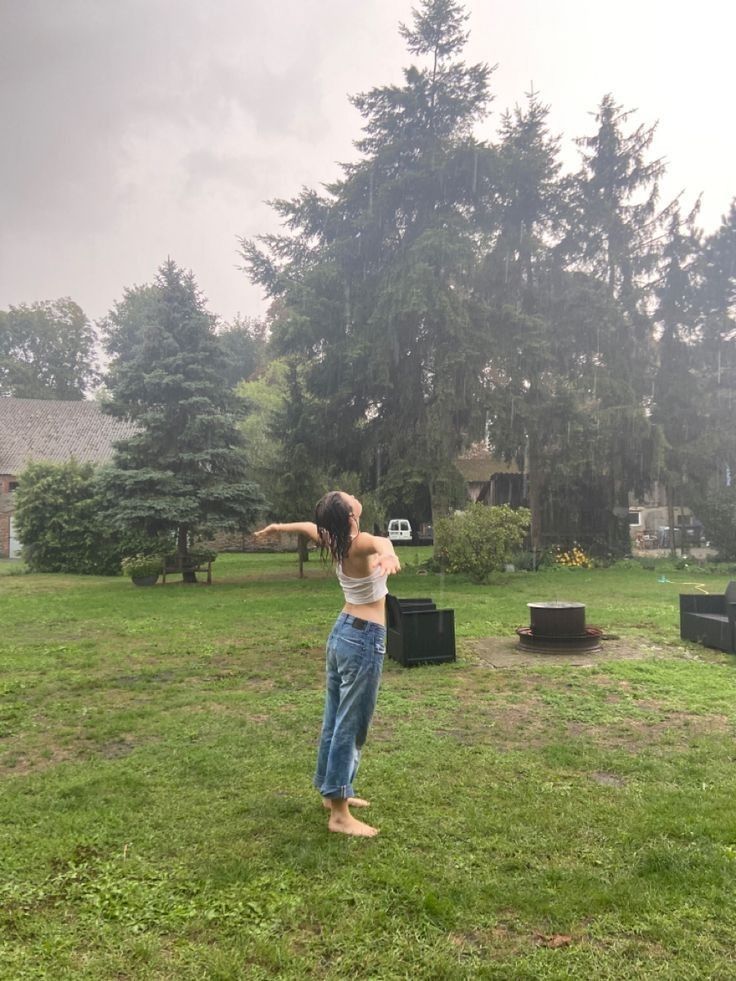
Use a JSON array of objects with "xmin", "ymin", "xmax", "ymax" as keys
[
  {"xmin": 479, "ymin": 90, "xmax": 567, "ymax": 550},
  {"xmin": 700, "ymin": 201, "xmax": 736, "ymax": 486},
  {"xmin": 564, "ymin": 95, "xmax": 673, "ymax": 550},
  {"xmin": 100, "ymin": 259, "xmax": 264, "ymax": 580}
]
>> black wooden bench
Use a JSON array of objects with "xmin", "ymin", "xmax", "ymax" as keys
[
  {"xmin": 386, "ymin": 595, "xmax": 456, "ymax": 667},
  {"xmin": 680, "ymin": 581, "xmax": 736, "ymax": 654},
  {"xmin": 161, "ymin": 553, "xmax": 215, "ymax": 585}
]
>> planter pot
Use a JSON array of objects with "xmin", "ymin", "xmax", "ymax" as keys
[{"xmin": 131, "ymin": 575, "xmax": 158, "ymax": 586}]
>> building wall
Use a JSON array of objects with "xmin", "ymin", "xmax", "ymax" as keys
[{"xmin": 0, "ymin": 474, "xmax": 17, "ymax": 559}]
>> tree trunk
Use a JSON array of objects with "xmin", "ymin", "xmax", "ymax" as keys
[
  {"xmin": 297, "ymin": 533, "xmax": 309, "ymax": 579},
  {"xmin": 527, "ymin": 434, "xmax": 545, "ymax": 564},
  {"xmin": 429, "ymin": 472, "xmax": 451, "ymax": 530},
  {"xmin": 667, "ymin": 490, "xmax": 678, "ymax": 558},
  {"xmin": 178, "ymin": 525, "xmax": 197, "ymax": 583}
]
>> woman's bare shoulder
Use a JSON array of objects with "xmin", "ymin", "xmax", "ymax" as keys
[{"xmin": 349, "ymin": 531, "xmax": 382, "ymax": 556}]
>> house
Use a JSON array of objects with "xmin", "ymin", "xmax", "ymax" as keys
[
  {"xmin": 0, "ymin": 397, "xmax": 138, "ymax": 558},
  {"xmin": 455, "ymin": 442, "xmax": 525, "ymax": 507}
]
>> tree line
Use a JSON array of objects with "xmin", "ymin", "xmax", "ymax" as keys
[
  {"xmin": 241, "ymin": 0, "xmax": 735, "ymax": 555},
  {"xmin": 4, "ymin": 0, "xmax": 736, "ymax": 561}
]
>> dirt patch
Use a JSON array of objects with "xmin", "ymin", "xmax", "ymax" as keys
[
  {"xmin": 591, "ymin": 771, "xmax": 627, "ymax": 787},
  {"xmin": 466, "ymin": 635, "xmax": 677, "ymax": 669},
  {"xmin": 567, "ymin": 710, "xmax": 732, "ymax": 751},
  {"xmin": 1, "ymin": 745, "xmax": 75, "ymax": 775}
]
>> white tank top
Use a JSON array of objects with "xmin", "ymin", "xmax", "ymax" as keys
[{"xmin": 336, "ymin": 563, "xmax": 388, "ymax": 604}]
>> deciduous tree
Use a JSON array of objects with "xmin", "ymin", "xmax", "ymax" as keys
[{"xmin": 0, "ymin": 298, "xmax": 97, "ymax": 398}]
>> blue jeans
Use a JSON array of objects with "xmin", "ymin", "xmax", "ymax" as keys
[{"xmin": 314, "ymin": 612, "xmax": 386, "ymax": 800}]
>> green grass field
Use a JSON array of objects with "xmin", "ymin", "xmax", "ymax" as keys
[{"xmin": 1, "ymin": 552, "xmax": 735, "ymax": 979}]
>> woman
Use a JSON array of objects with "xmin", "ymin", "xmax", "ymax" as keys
[{"xmin": 255, "ymin": 491, "xmax": 400, "ymax": 837}]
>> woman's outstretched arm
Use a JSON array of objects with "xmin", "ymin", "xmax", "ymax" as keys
[
  {"xmin": 352, "ymin": 532, "xmax": 401, "ymax": 576},
  {"xmin": 254, "ymin": 521, "xmax": 321, "ymax": 543}
]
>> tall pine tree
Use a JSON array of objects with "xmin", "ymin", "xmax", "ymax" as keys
[
  {"xmin": 651, "ymin": 205, "xmax": 705, "ymax": 552},
  {"xmin": 242, "ymin": 0, "xmax": 495, "ymax": 523}
]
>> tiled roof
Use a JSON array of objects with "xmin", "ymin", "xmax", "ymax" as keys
[{"xmin": 0, "ymin": 397, "xmax": 138, "ymax": 475}]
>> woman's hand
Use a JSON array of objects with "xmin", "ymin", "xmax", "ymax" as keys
[
  {"xmin": 254, "ymin": 523, "xmax": 280, "ymax": 537},
  {"xmin": 376, "ymin": 553, "xmax": 401, "ymax": 576}
]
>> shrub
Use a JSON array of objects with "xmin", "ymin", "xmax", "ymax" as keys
[
  {"xmin": 13, "ymin": 460, "xmax": 125, "ymax": 574},
  {"xmin": 435, "ymin": 504, "xmax": 531, "ymax": 583},
  {"xmin": 121, "ymin": 554, "xmax": 164, "ymax": 580},
  {"xmin": 508, "ymin": 549, "xmax": 554, "ymax": 571},
  {"xmin": 554, "ymin": 544, "xmax": 593, "ymax": 569}
]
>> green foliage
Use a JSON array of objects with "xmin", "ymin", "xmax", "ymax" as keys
[
  {"xmin": 262, "ymin": 359, "xmax": 329, "ymax": 522},
  {"xmin": 696, "ymin": 485, "xmax": 736, "ymax": 561},
  {"xmin": 100, "ymin": 260, "xmax": 265, "ymax": 574},
  {"xmin": 508, "ymin": 548, "xmax": 555, "ymax": 571},
  {"xmin": 0, "ymin": 298, "xmax": 98, "ymax": 398},
  {"xmin": 242, "ymin": 0, "xmax": 494, "ymax": 520},
  {"xmin": 13, "ymin": 461, "xmax": 123, "ymax": 574},
  {"xmin": 216, "ymin": 315, "xmax": 267, "ymax": 388},
  {"xmin": 121, "ymin": 554, "xmax": 163, "ymax": 580},
  {"xmin": 435, "ymin": 503, "xmax": 530, "ymax": 581}
]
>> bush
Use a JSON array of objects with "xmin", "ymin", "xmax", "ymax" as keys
[
  {"xmin": 553, "ymin": 544, "xmax": 593, "ymax": 569},
  {"xmin": 508, "ymin": 549, "xmax": 554, "ymax": 571},
  {"xmin": 14, "ymin": 460, "xmax": 125, "ymax": 575},
  {"xmin": 435, "ymin": 504, "xmax": 531, "ymax": 583},
  {"xmin": 121, "ymin": 554, "xmax": 164, "ymax": 580}
]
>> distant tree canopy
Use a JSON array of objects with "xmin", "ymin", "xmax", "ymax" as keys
[
  {"xmin": 216, "ymin": 315, "xmax": 268, "ymax": 389},
  {"xmin": 99, "ymin": 259, "xmax": 265, "ymax": 580},
  {"xmin": 241, "ymin": 0, "xmax": 735, "ymax": 552},
  {"xmin": 0, "ymin": 298, "xmax": 98, "ymax": 399}
]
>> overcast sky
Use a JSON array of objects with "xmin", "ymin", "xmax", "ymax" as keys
[{"xmin": 1, "ymin": 0, "xmax": 734, "ymax": 326}]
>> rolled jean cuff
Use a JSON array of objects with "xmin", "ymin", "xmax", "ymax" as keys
[{"xmin": 315, "ymin": 778, "xmax": 355, "ymax": 800}]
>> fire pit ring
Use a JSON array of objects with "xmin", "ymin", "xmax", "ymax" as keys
[{"xmin": 517, "ymin": 601, "xmax": 602, "ymax": 654}]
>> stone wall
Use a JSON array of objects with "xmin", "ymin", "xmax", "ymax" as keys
[{"xmin": 205, "ymin": 529, "xmax": 301, "ymax": 553}]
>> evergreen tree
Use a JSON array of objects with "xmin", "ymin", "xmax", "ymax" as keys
[
  {"xmin": 264, "ymin": 359, "xmax": 328, "ymax": 574},
  {"xmin": 479, "ymin": 90, "xmax": 568, "ymax": 550},
  {"xmin": 563, "ymin": 95, "xmax": 673, "ymax": 549},
  {"xmin": 242, "ymin": 0, "xmax": 495, "ymax": 523},
  {"xmin": 572, "ymin": 94, "xmax": 672, "ymax": 332},
  {"xmin": 100, "ymin": 260, "xmax": 264, "ymax": 580},
  {"xmin": 699, "ymin": 201, "xmax": 736, "ymax": 490},
  {"xmin": 651, "ymin": 205, "xmax": 706, "ymax": 553}
]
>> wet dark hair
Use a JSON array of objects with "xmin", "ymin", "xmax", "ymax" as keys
[{"xmin": 315, "ymin": 491, "xmax": 354, "ymax": 564}]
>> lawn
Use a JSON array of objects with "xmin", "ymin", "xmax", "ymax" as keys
[{"xmin": 1, "ymin": 552, "xmax": 735, "ymax": 979}]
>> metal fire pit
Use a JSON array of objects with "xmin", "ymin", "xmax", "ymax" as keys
[{"xmin": 516, "ymin": 601, "xmax": 602, "ymax": 654}]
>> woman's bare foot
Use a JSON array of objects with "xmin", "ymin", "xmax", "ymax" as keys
[
  {"xmin": 328, "ymin": 810, "xmax": 379, "ymax": 837},
  {"xmin": 322, "ymin": 796, "xmax": 370, "ymax": 810},
  {"xmin": 327, "ymin": 799, "xmax": 379, "ymax": 836}
]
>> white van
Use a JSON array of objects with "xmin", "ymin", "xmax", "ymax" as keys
[{"xmin": 387, "ymin": 519, "xmax": 412, "ymax": 544}]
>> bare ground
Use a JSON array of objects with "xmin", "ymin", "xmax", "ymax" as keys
[{"xmin": 464, "ymin": 635, "xmax": 681, "ymax": 669}]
